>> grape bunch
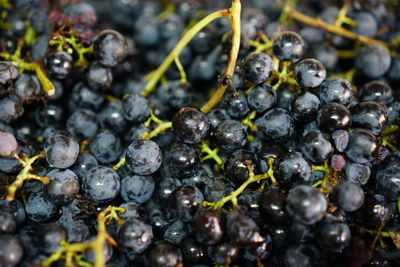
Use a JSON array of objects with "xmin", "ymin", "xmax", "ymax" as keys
[{"xmin": 0, "ymin": 0, "xmax": 400, "ymax": 266}]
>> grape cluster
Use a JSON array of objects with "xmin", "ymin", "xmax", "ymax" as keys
[{"xmin": 1, "ymin": 0, "xmax": 400, "ymax": 266}]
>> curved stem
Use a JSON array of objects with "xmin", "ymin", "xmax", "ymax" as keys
[
  {"xmin": 200, "ymin": 0, "xmax": 242, "ymax": 113},
  {"xmin": 283, "ymin": 5, "xmax": 388, "ymax": 47},
  {"xmin": 6, "ymin": 152, "xmax": 50, "ymax": 201},
  {"xmin": 140, "ymin": 9, "xmax": 228, "ymax": 97}
]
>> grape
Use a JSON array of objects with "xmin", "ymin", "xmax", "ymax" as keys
[
  {"xmin": 319, "ymin": 78, "xmax": 353, "ymax": 105},
  {"xmin": 44, "ymin": 168, "xmax": 80, "ymax": 205},
  {"xmin": 89, "ymin": 130, "xmax": 122, "ymax": 164},
  {"xmin": 291, "ymin": 92, "xmax": 321, "ymax": 122},
  {"xmin": 345, "ymin": 128, "xmax": 378, "ymax": 164},
  {"xmin": 94, "ymin": 30, "xmax": 128, "ymax": 67},
  {"xmin": 301, "ymin": 130, "xmax": 333, "ymax": 163},
  {"xmin": 259, "ymin": 108, "xmax": 294, "ymax": 142},
  {"xmin": 172, "ymin": 107, "xmax": 210, "ymax": 144},
  {"xmin": 120, "ymin": 175, "xmax": 155, "ymax": 203},
  {"xmin": 316, "ymin": 220, "xmax": 351, "ymax": 251},
  {"xmin": 294, "ymin": 58, "xmax": 326, "ymax": 88},
  {"xmin": 273, "ymin": 31, "xmax": 305, "ymax": 62},
  {"xmin": 192, "ymin": 209, "xmax": 224, "ymax": 245},
  {"xmin": 355, "ymin": 45, "xmax": 391, "ymax": 78},
  {"xmin": 14, "ymin": 73, "xmax": 41, "ymax": 102},
  {"xmin": 374, "ymin": 156, "xmax": 400, "ymax": 202},
  {"xmin": 85, "ymin": 61, "xmax": 113, "ymax": 91},
  {"xmin": 223, "ymin": 89, "xmax": 250, "ymax": 118},
  {"xmin": 44, "ymin": 133, "xmax": 79, "ymax": 168},
  {"xmin": 351, "ymin": 101, "xmax": 388, "ymax": 135},
  {"xmin": 179, "ymin": 238, "xmax": 208, "ymax": 265},
  {"xmin": 81, "ymin": 166, "xmax": 121, "ymax": 203},
  {"xmin": 318, "ymin": 103, "xmax": 352, "ymax": 132},
  {"xmin": 46, "ymin": 51, "xmax": 73, "ymax": 79},
  {"xmin": 241, "ymin": 52, "xmax": 274, "ymax": 84},
  {"xmin": 333, "ymin": 181, "xmax": 365, "ymax": 212},
  {"xmin": 259, "ymin": 187, "xmax": 288, "ymax": 224},
  {"xmin": 212, "ymin": 120, "xmax": 247, "ymax": 152},
  {"xmin": 25, "ymin": 191, "xmax": 58, "ymax": 223},
  {"xmin": 247, "ymin": 84, "xmax": 277, "ymax": 113},
  {"xmin": 169, "ymin": 186, "xmax": 204, "ymax": 222},
  {"xmin": 358, "ymin": 81, "xmax": 393, "ymax": 105},
  {"xmin": 118, "ymin": 218, "xmax": 153, "ymax": 255},
  {"xmin": 0, "ymin": 234, "xmax": 24, "ymax": 267},
  {"xmin": 122, "ymin": 94, "xmax": 150, "ymax": 123},
  {"xmin": 285, "ymin": 185, "xmax": 327, "ymax": 225},
  {"xmin": 36, "ymin": 224, "xmax": 66, "ymax": 254},
  {"xmin": 0, "ymin": 95, "xmax": 24, "ymax": 124},
  {"xmin": 147, "ymin": 242, "xmax": 183, "ymax": 267},
  {"xmin": 0, "ymin": 130, "xmax": 18, "ymax": 157},
  {"xmin": 0, "ymin": 61, "xmax": 18, "ymax": 84},
  {"xmin": 165, "ymin": 143, "xmax": 199, "ymax": 178},
  {"xmin": 125, "ymin": 139, "xmax": 162, "ymax": 175},
  {"xmin": 66, "ymin": 108, "xmax": 98, "ymax": 140},
  {"xmin": 278, "ymin": 152, "xmax": 312, "ymax": 187}
]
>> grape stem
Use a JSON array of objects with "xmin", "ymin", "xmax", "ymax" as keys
[
  {"xmin": 282, "ymin": 4, "xmax": 389, "ymax": 47},
  {"xmin": 199, "ymin": 141, "xmax": 224, "ymax": 168},
  {"xmin": 6, "ymin": 152, "xmax": 50, "ymax": 202},
  {"xmin": 140, "ymin": 7, "xmax": 230, "ymax": 97},
  {"xmin": 0, "ymin": 50, "xmax": 55, "ymax": 96},
  {"xmin": 43, "ymin": 206, "xmax": 125, "ymax": 267},
  {"xmin": 203, "ymin": 158, "xmax": 276, "ymax": 210},
  {"xmin": 112, "ymin": 110, "xmax": 172, "ymax": 171},
  {"xmin": 200, "ymin": 0, "xmax": 242, "ymax": 113}
]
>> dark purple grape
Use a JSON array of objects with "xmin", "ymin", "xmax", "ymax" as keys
[
  {"xmin": 356, "ymin": 194, "xmax": 391, "ymax": 228},
  {"xmin": 44, "ymin": 133, "xmax": 79, "ymax": 169},
  {"xmin": 319, "ymin": 78, "xmax": 353, "ymax": 105},
  {"xmin": 89, "ymin": 130, "xmax": 122, "ymax": 164},
  {"xmin": 81, "ymin": 166, "xmax": 120, "ymax": 203},
  {"xmin": 273, "ymin": 31, "xmax": 305, "ymax": 62},
  {"xmin": 259, "ymin": 187, "xmax": 288, "ymax": 224},
  {"xmin": 119, "ymin": 202, "xmax": 145, "ymax": 220},
  {"xmin": 312, "ymin": 43, "xmax": 337, "ymax": 70},
  {"xmin": 355, "ymin": 45, "xmax": 391, "ymax": 78},
  {"xmin": 172, "ymin": 107, "xmax": 209, "ymax": 144},
  {"xmin": 94, "ymin": 30, "xmax": 127, "ymax": 67},
  {"xmin": 98, "ymin": 101, "xmax": 127, "ymax": 134},
  {"xmin": 13, "ymin": 73, "xmax": 41, "ymax": 102},
  {"xmin": 301, "ymin": 130, "xmax": 333, "ymax": 163},
  {"xmin": 345, "ymin": 128, "xmax": 378, "ymax": 164},
  {"xmin": 317, "ymin": 103, "xmax": 351, "ymax": 133},
  {"xmin": 192, "ymin": 209, "xmax": 224, "ymax": 245},
  {"xmin": 25, "ymin": 191, "xmax": 58, "ymax": 222},
  {"xmin": 122, "ymin": 94, "xmax": 150, "ymax": 123},
  {"xmin": 283, "ymin": 245, "xmax": 314, "ymax": 267},
  {"xmin": 125, "ymin": 139, "xmax": 162, "ymax": 175},
  {"xmin": 350, "ymin": 11, "xmax": 378, "ymax": 37},
  {"xmin": 169, "ymin": 186, "xmax": 204, "ymax": 222},
  {"xmin": 285, "ymin": 185, "xmax": 327, "ymax": 225},
  {"xmin": 224, "ymin": 149, "xmax": 256, "ymax": 185},
  {"xmin": 165, "ymin": 143, "xmax": 199, "ymax": 178},
  {"xmin": 345, "ymin": 162, "xmax": 371, "ymax": 185},
  {"xmin": 70, "ymin": 153, "xmax": 98, "ymax": 179},
  {"xmin": 46, "ymin": 51, "xmax": 73, "ymax": 79},
  {"xmin": 0, "ymin": 234, "xmax": 23, "ymax": 267},
  {"xmin": 179, "ymin": 238, "xmax": 208, "ymax": 265},
  {"xmin": 351, "ymin": 101, "xmax": 388, "ymax": 135},
  {"xmin": 212, "ymin": 120, "xmax": 247, "ymax": 152},
  {"xmin": 0, "ymin": 208, "xmax": 16, "ymax": 234},
  {"xmin": 0, "ymin": 95, "xmax": 24, "ymax": 123},
  {"xmin": 163, "ymin": 219, "xmax": 190, "ymax": 245},
  {"xmin": 223, "ymin": 89, "xmax": 250, "ymax": 119},
  {"xmin": 291, "ymin": 92, "xmax": 321, "ymax": 122},
  {"xmin": 358, "ymin": 81, "xmax": 393, "ymax": 105},
  {"xmin": 333, "ymin": 181, "xmax": 365, "ymax": 212},
  {"xmin": 120, "ymin": 175, "xmax": 155, "ymax": 203},
  {"xmin": 316, "ymin": 220, "xmax": 351, "ymax": 251},
  {"xmin": 147, "ymin": 242, "xmax": 183, "ymax": 267},
  {"xmin": 36, "ymin": 224, "xmax": 66, "ymax": 254},
  {"xmin": 226, "ymin": 208, "xmax": 265, "ymax": 248},
  {"xmin": 44, "ymin": 168, "xmax": 79, "ymax": 205},
  {"xmin": 259, "ymin": 108, "xmax": 294, "ymax": 142},
  {"xmin": 241, "ymin": 52, "xmax": 274, "ymax": 84},
  {"xmin": 66, "ymin": 108, "xmax": 98, "ymax": 140},
  {"xmin": 278, "ymin": 152, "xmax": 312, "ymax": 187},
  {"xmin": 206, "ymin": 108, "xmax": 230, "ymax": 129},
  {"xmin": 85, "ymin": 61, "xmax": 113, "ymax": 91},
  {"xmin": 247, "ymin": 84, "xmax": 277, "ymax": 113},
  {"xmin": 294, "ymin": 58, "xmax": 326, "ymax": 88},
  {"xmin": 118, "ymin": 217, "xmax": 153, "ymax": 255},
  {"xmin": 374, "ymin": 156, "xmax": 400, "ymax": 202},
  {"xmin": 0, "ymin": 61, "xmax": 18, "ymax": 84}
]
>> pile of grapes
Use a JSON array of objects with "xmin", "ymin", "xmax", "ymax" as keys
[{"xmin": 1, "ymin": 0, "xmax": 400, "ymax": 266}]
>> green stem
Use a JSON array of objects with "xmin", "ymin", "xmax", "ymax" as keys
[
  {"xmin": 200, "ymin": 0, "xmax": 242, "ymax": 113},
  {"xmin": 141, "ymin": 9, "xmax": 228, "ymax": 97}
]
